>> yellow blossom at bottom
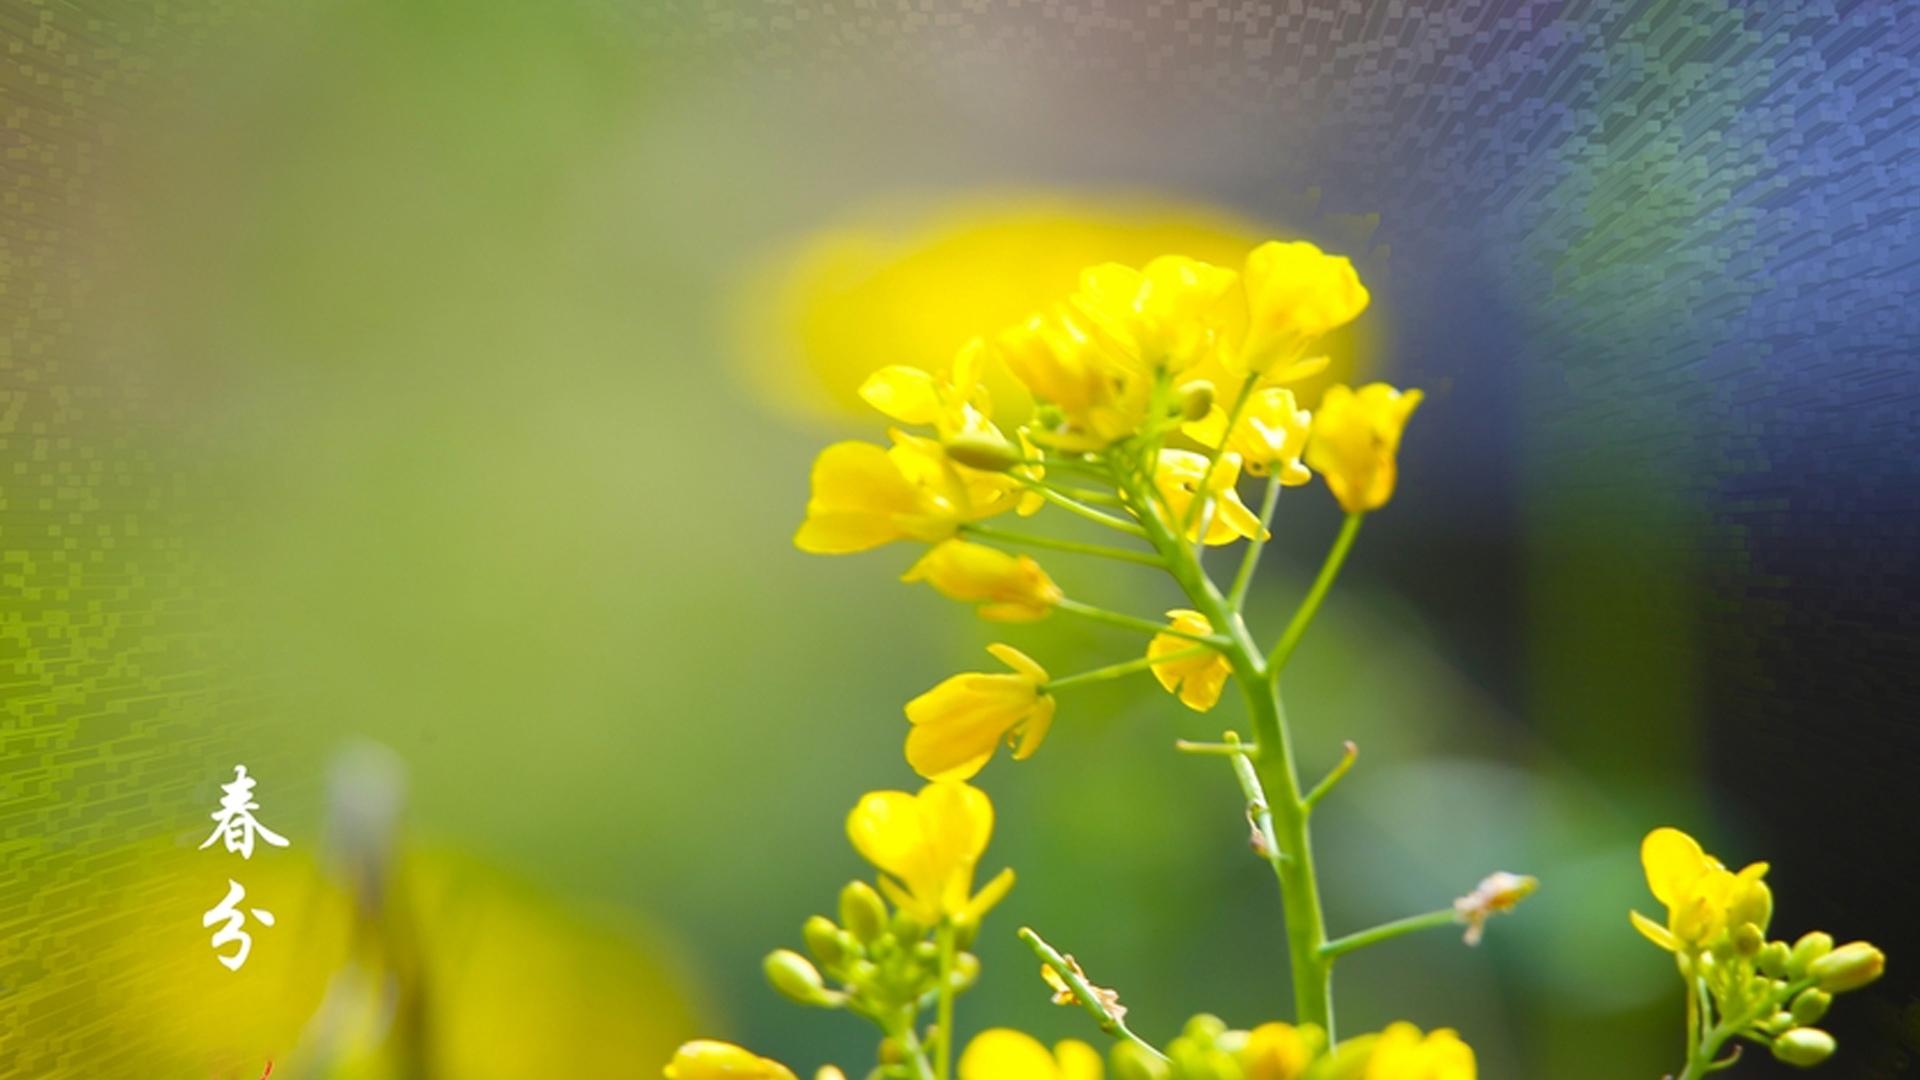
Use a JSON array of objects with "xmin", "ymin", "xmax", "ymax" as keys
[
  {"xmin": 958, "ymin": 1029, "xmax": 1102, "ymax": 1080},
  {"xmin": 845, "ymin": 781, "xmax": 1013, "ymax": 926},
  {"xmin": 1243, "ymin": 1021, "xmax": 1317, "ymax": 1080},
  {"xmin": 1148, "ymin": 610, "xmax": 1231, "ymax": 712},
  {"xmin": 1322, "ymin": 1023, "xmax": 1474, "ymax": 1080},
  {"xmin": 905, "ymin": 644, "xmax": 1055, "ymax": 780},
  {"xmin": 664, "ymin": 1040, "xmax": 798, "ymax": 1080}
]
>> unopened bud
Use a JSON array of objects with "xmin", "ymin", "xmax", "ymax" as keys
[
  {"xmin": 765, "ymin": 949, "xmax": 839, "ymax": 1007},
  {"xmin": 1787, "ymin": 932, "xmax": 1833, "ymax": 979},
  {"xmin": 839, "ymin": 881, "xmax": 888, "ymax": 943},
  {"xmin": 944, "ymin": 433, "xmax": 1023, "ymax": 472},
  {"xmin": 1730, "ymin": 878, "xmax": 1774, "ymax": 935},
  {"xmin": 948, "ymin": 951, "xmax": 981, "ymax": 992},
  {"xmin": 816, "ymin": 1069, "xmax": 849, "ymax": 1080},
  {"xmin": 1734, "ymin": 923, "xmax": 1765, "ymax": 956},
  {"xmin": 1791, "ymin": 988, "xmax": 1833, "ymax": 1025},
  {"xmin": 1764, "ymin": 1011, "xmax": 1796, "ymax": 1037},
  {"xmin": 803, "ymin": 915, "xmax": 847, "ymax": 967},
  {"xmin": 1771, "ymin": 1027, "xmax": 1836, "ymax": 1067},
  {"xmin": 1176, "ymin": 381, "xmax": 1216, "ymax": 421},
  {"xmin": 1810, "ymin": 941, "xmax": 1885, "ymax": 993},
  {"xmin": 1758, "ymin": 941, "xmax": 1792, "ymax": 978},
  {"xmin": 1182, "ymin": 1013, "xmax": 1229, "ymax": 1046}
]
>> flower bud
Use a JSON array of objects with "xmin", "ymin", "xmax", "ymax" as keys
[
  {"xmin": 1771, "ymin": 1027, "xmax": 1836, "ymax": 1067},
  {"xmin": 839, "ymin": 881, "xmax": 888, "ymax": 943},
  {"xmin": 1810, "ymin": 941, "xmax": 1885, "ymax": 993},
  {"xmin": 803, "ymin": 915, "xmax": 847, "ymax": 967},
  {"xmin": 1763, "ymin": 1011, "xmax": 1795, "ymax": 1037},
  {"xmin": 1758, "ymin": 941, "xmax": 1792, "ymax": 978},
  {"xmin": 943, "ymin": 432, "xmax": 1023, "ymax": 472},
  {"xmin": 1791, "ymin": 988, "xmax": 1833, "ymax": 1025},
  {"xmin": 1110, "ymin": 1040, "xmax": 1173, "ymax": 1080},
  {"xmin": 1734, "ymin": 923, "xmax": 1765, "ymax": 956},
  {"xmin": 816, "ymin": 1069, "xmax": 848, "ymax": 1080},
  {"xmin": 765, "ymin": 949, "xmax": 839, "ymax": 1008},
  {"xmin": 1787, "ymin": 932, "xmax": 1833, "ymax": 979},
  {"xmin": 1176, "ymin": 380, "xmax": 1216, "ymax": 421},
  {"xmin": 948, "ymin": 951, "xmax": 981, "ymax": 992},
  {"xmin": 1183, "ymin": 1013, "xmax": 1230, "ymax": 1046}
]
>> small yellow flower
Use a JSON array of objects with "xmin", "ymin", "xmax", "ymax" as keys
[
  {"xmin": 1235, "ymin": 240, "xmax": 1370, "ymax": 375},
  {"xmin": 664, "ymin": 1039, "xmax": 798, "ymax": 1080},
  {"xmin": 859, "ymin": 338, "xmax": 996, "ymax": 439},
  {"xmin": 1183, "ymin": 386, "xmax": 1314, "ymax": 485},
  {"xmin": 1630, "ymin": 826, "xmax": 1771, "ymax": 953},
  {"xmin": 902, "ymin": 540, "xmax": 1063, "ymax": 622},
  {"xmin": 904, "ymin": 644, "xmax": 1055, "ymax": 780},
  {"xmin": 1153, "ymin": 449, "xmax": 1267, "ymax": 545},
  {"xmin": 795, "ymin": 432, "xmax": 1021, "ymax": 554},
  {"xmin": 1241, "ymin": 1021, "xmax": 1318, "ymax": 1080},
  {"xmin": 1149, "ymin": 610, "xmax": 1231, "ymax": 712},
  {"xmin": 845, "ymin": 781, "xmax": 1014, "ymax": 926},
  {"xmin": 1070, "ymin": 255, "xmax": 1240, "ymax": 373},
  {"xmin": 1304, "ymin": 383, "xmax": 1423, "ymax": 514},
  {"xmin": 1360, "ymin": 1022, "xmax": 1476, "ymax": 1080},
  {"xmin": 994, "ymin": 309, "xmax": 1152, "ymax": 451},
  {"xmin": 959, "ymin": 1029, "xmax": 1103, "ymax": 1080}
]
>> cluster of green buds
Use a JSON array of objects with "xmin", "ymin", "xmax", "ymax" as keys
[
  {"xmin": 766, "ymin": 880, "xmax": 983, "ymax": 1067},
  {"xmin": 1632, "ymin": 827, "xmax": 1887, "ymax": 1074}
]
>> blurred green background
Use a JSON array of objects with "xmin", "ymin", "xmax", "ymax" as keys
[{"xmin": 6, "ymin": 2, "xmax": 1916, "ymax": 1078}]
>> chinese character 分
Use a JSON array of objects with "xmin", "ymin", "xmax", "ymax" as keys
[
  {"xmin": 202, "ymin": 878, "xmax": 276, "ymax": 972},
  {"xmin": 199, "ymin": 764, "xmax": 290, "ymax": 859}
]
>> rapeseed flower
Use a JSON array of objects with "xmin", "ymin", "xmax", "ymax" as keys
[
  {"xmin": 958, "ymin": 1029, "xmax": 1102, "ymax": 1080},
  {"xmin": 845, "ymin": 781, "xmax": 1013, "ymax": 927},
  {"xmin": 1630, "ymin": 826, "xmax": 1771, "ymax": 953},
  {"xmin": 1183, "ymin": 385, "xmax": 1314, "ymax": 484},
  {"xmin": 1358, "ymin": 1022, "xmax": 1476, "ymax": 1080},
  {"xmin": 1069, "ymin": 255, "xmax": 1239, "ymax": 373},
  {"xmin": 1234, "ymin": 240, "xmax": 1370, "ymax": 376},
  {"xmin": 902, "ymin": 540, "xmax": 1062, "ymax": 622},
  {"xmin": 995, "ymin": 309, "xmax": 1152, "ymax": 451},
  {"xmin": 905, "ymin": 644, "xmax": 1054, "ymax": 780},
  {"xmin": 859, "ymin": 338, "xmax": 996, "ymax": 440},
  {"xmin": 1304, "ymin": 383, "xmax": 1422, "ymax": 514},
  {"xmin": 1153, "ymin": 449, "xmax": 1267, "ymax": 545},
  {"xmin": 1242, "ymin": 1021, "xmax": 1317, "ymax": 1079},
  {"xmin": 795, "ymin": 432, "xmax": 1021, "ymax": 554},
  {"xmin": 1149, "ymin": 610, "xmax": 1231, "ymax": 712}
]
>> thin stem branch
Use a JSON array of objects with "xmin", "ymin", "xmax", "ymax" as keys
[
  {"xmin": 1268, "ymin": 511, "xmax": 1363, "ymax": 673},
  {"xmin": 934, "ymin": 923, "xmax": 957, "ymax": 1080},
  {"xmin": 1228, "ymin": 475, "xmax": 1284, "ymax": 610},
  {"xmin": 1017, "ymin": 479, "xmax": 1147, "ymax": 534},
  {"xmin": 1302, "ymin": 742, "xmax": 1359, "ymax": 813},
  {"xmin": 1221, "ymin": 731, "xmax": 1285, "ymax": 865},
  {"xmin": 961, "ymin": 524, "xmax": 1163, "ymax": 567},
  {"xmin": 1320, "ymin": 909, "xmax": 1458, "ymax": 961},
  {"xmin": 1045, "ymin": 646, "xmax": 1208, "ymax": 693},
  {"xmin": 1017, "ymin": 927, "xmax": 1168, "ymax": 1064},
  {"xmin": 1056, "ymin": 598, "xmax": 1225, "ymax": 644}
]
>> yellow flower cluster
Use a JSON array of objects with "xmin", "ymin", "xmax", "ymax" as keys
[
  {"xmin": 795, "ymin": 239, "xmax": 1422, "ymax": 779},
  {"xmin": 1631, "ymin": 827, "xmax": 1885, "ymax": 1069}
]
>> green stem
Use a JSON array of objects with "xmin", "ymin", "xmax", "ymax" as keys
[
  {"xmin": 891, "ymin": 1020, "xmax": 939, "ymax": 1080},
  {"xmin": 935, "ymin": 923, "xmax": 957, "ymax": 1080},
  {"xmin": 1268, "ymin": 512, "xmax": 1363, "ymax": 673},
  {"xmin": 1018, "ymin": 927, "xmax": 1168, "ymax": 1063},
  {"xmin": 1228, "ymin": 475, "xmax": 1284, "ymax": 610},
  {"xmin": 1045, "ymin": 646, "xmax": 1209, "ymax": 693},
  {"xmin": 1017, "ymin": 479, "xmax": 1147, "ymax": 534},
  {"xmin": 1320, "ymin": 909, "xmax": 1457, "ymax": 961},
  {"xmin": 960, "ymin": 524, "xmax": 1163, "ymax": 567},
  {"xmin": 1056, "ymin": 598, "xmax": 1225, "ymax": 645},
  {"xmin": 1221, "ymin": 731, "xmax": 1283, "ymax": 864},
  {"xmin": 1118, "ymin": 467, "xmax": 1336, "ymax": 1038}
]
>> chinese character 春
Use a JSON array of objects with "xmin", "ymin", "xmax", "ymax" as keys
[
  {"xmin": 199, "ymin": 764, "xmax": 290, "ymax": 859},
  {"xmin": 202, "ymin": 878, "xmax": 276, "ymax": 971}
]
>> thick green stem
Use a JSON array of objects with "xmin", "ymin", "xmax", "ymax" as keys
[
  {"xmin": 934, "ymin": 923, "xmax": 957, "ymax": 1080},
  {"xmin": 1119, "ymin": 463, "xmax": 1336, "ymax": 1038}
]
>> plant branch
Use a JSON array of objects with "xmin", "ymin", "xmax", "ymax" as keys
[
  {"xmin": 1268, "ymin": 511, "xmax": 1363, "ymax": 673},
  {"xmin": 1017, "ymin": 927, "xmax": 1168, "ymax": 1064}
]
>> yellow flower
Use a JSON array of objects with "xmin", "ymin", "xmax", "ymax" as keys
[
  {"xmin": 1630, "ymin": 827, "xmax": 1771, "ymax": 953},
  {"xmin": 1149, "ymin": 610, "xmax": 1231, "ymax": 712},
  {"xmin": 994, "ymin": 308, "xmax": 1152, "ymax": 451},
  {"xmin": 905, "ymin": 644, "xmax": 1055, "ymax": 780},
  {"xmin": 859, "ymin": 337, "xmax": 996, "ymax": 439},
  {"xmin": 1234, "ymin": 240, "xmax": 1370, "ymax": 375},
  {"xmin": 795, "ymin": 431, "xmax": 1020, "ymax": 554},
  {"xmin": 1183, "ymin": 386, "xmax": 1314, "ymax": 485},
  {"xmin": 1070, "ymin": 255, "xmax": 1240, "ymax": 373},
  {"xmin": 1359, "ymin": 1022, "xmax": 1476, "ymax": 1080},
  {"xmin": 959, "ymin": 1029, "xmax": 1102, "ymax": 1080},
  {"xmin": 902, "ymin": 540, "xmax": 1063, "ymax": 622},
  {"xmin": 1304, "ymin": 383, "xmax": 1422, "ymax": 514},
  {"xmin": 845, "ymin": 781, "xmax": 1014, "ymax": 926},
  {"xmin": 1242, "ymin": 1021, "xmax": 1318, "ymax": 1080},
  {"xmin": 1153, "ymin": 449, "xmax": 1267, "ymax": 545},
  {"xmin": 664, "ymin": 1040, "xmax": 798, "ymax": 1080}
]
